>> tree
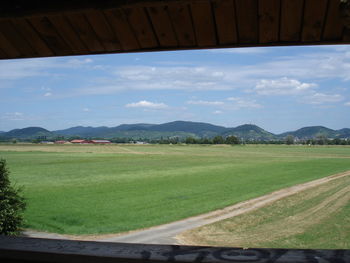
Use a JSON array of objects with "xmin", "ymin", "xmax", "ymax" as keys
[
  {"xmin": 0, "ymin": 159, "xmax": 26, "ymax": 235},
  {"xmin": 225, "ymin": 135, "xmax": 240, "ymax": 145},
  {"xmin": 285, "ymin": 135, "xmax": 294, "ymax": 145},
  {"xmin": 213, "ymin": 135, "xmax": 224, "ymax": 144}
]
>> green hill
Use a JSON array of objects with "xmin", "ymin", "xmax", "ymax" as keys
[
  {"xmin": 279, "ymin": 126, "xmax": 336, "ymax": 139},
  {"xmin": 223, "ymin": 124, "xmax": 276, "ymax": 141},
  {"xmin": 1, "ymin": 127, "xmax": 55, "ymax": 139}
]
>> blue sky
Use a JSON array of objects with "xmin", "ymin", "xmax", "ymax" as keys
[{"xmin": 0, "ymin": 45, "xmax": 349, "ymax": 134}]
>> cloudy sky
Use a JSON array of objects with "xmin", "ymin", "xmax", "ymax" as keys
[{"xmin": 0, "ymin": 45, "xmax": 350, "ymax": 133}]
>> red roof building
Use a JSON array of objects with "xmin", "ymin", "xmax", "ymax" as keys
[{"xmin": 70, "ymin": 139, "xmax": 89, "ymax": 144}]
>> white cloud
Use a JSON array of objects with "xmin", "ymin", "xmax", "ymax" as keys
[
  {"xmin": 187, "ymin": 100, "xmax": 224, "ymax": 106},
  {"xmin": 213, "ymin": 110, "xmax": 223, "ymax": 114},
  {"xmin": 302, "ymin": 93, "xmax": 344, "ymax": 105},
  {"xmin": 345, "ymin": 102, "xmax": 350, "ymax": 106},
  {"xmin": 1, "ymin": 112, "xmax": 25, "ymax": 121},
  {"xmin": 83, "ymin": 108, "xmax": 90, "ymax": 112},
  {"xmin": 125, "ymin": 100, "xmax": 168, "ymax": 109},
  {"xmin": 67, "ymin": 58, "xmax": 93, "ymax": 66},
  {"xmin": 227, "ymin": 97, "xmax": 263, "ymax": 109},
  {"xmin": 255, "ymin": 78, "xmax": 317, "ymax": 95},
  {"xmin": 44, "ymin": 92, "xmax": 52, "ymax": 97}
]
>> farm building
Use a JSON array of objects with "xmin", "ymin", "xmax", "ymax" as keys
[
  {"xmin": 54, "ymin": 140, "xmax": 69, "ymax": 144},
  {"xmin": 70, "ymin": 139, "xmax": 89, "ymax": 144}
]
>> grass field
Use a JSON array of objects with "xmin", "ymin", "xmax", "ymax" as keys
[
  {"xmin": 0, "ymin": 144, "xmax": 349, "ymax": 236},
  {"xmin": 179, "ymin": 174, "xmax": 350, "ymax": 249}
]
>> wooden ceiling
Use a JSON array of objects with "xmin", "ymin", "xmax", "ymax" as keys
[{"xmin": 0, "ymin": 0, "xmax": 349, "ymax": 59}]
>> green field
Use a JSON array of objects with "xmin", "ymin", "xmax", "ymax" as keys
[
  {"xmin": 180, "ymin": 174, "xmax": 350, "ymax": 249},
  {"xmin": 0, "ymin": 144, "xmax": 349, "ymax": 235}
]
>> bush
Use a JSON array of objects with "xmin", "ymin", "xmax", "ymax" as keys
[{"xmin": 0, "ymin": 159, "xmax": 26, "ymax": 235}]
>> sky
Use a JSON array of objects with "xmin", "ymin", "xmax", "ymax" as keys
[{"xmin": 0, "ymin": 45, "xmax": 350, "ymax": 134}]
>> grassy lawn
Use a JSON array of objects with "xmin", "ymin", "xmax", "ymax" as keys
[
  {"xmin": 179, "ymin": 173, "xmax": 350, "ymax": 249},
  {"xmin": 0, "ymin": 144, "xmax": 349, "ymax": 235}
]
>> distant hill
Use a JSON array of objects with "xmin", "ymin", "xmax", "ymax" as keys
[
  {"xmin": 0, "ymin": 127, "xmax": 55, "ymax": 139},
  {"xmin": 54, "ymin": 126, "xmax": 110, "ymax": 137},
  {"xmin": 2, "ymin": 122, "xmax": 350, "ymax": 141},
  {"xmin": 223, "ymin": 124, "xmax": 275, "ymax": 141},
  {"xmin": 336, "ymin": 128, "xmax": 350, "ymax": 138},
  {"xmin": 279, "ymin": 126, "xmax": 336, "ymax": 139},
  {"xmin": 147, "ymin": 121, "xmax": 227, "ymax": 137}
]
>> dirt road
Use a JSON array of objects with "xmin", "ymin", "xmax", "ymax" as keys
[{"xmin": 23, "ymin": 170, "xmax": 350, "ymax": 244}]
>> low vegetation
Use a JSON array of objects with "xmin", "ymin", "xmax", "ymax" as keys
[
  {"xmin": 0, "ymin": 144, "xmax": 349, "ymax": 236},
  {"xmin": 178, "ymin": 175, "xmax": 349, "ymax": 249}
]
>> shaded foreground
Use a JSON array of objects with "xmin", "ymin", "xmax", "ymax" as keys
[
  {"xmin": 179, "ymin": 173, "xmax": 350, "ymax": 249},
  {"xmin": 0, "ymin": 144, "xmax": 349, "ymax": 235},
  {"xmin": 2, "ymin": 236, "xmax": 349, "ymax": 263}
]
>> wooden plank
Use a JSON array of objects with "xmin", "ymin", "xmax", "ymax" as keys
[
  {"xmin": 84, "ymin": 10, "xmax": 121, "ymax": 52},
  {"xmin": 147, "ymin": 6, "xmax": 178, "ymax": 47},
  {"xmin": 124, "ymin": 7, "xmax": 158, "ymax": 49},
  {"xmin": 48, "ymin": 14, "xmax": 89, "ymax": 54},
  {"xmin": 191, "ymin": 1, "xmax": 217, "ymax": 47},
  {"xmin": 0, "ymin": 32, "xmax": 20, "ymax": 58},
  {"xmin": 301, "ymin": 0, "xmax": 328, "ymax": 42},
  {"xmin": 104, "ymin": 8, "xmax": 140, "ymax": 51},
  {"xmin": 323, "ymin": 0, "xmax": 344, "ymax": 41},
  {"xmin": 212, "ymin": 0, "xmax": 237, "ymax": 45},
  {"xmin": 1, "ymin": 236, "xmax": 350, "ymax": 263},
  {"xmin": 65, "ymin": 12, "xmax": 105, "ymax": 53},
  {"xmin": 29, "ymin": 16, "xmax": 71, "ymax": 56},
  {"xmin": 259, "ymin": 0, "xmax": 280, "ymax": 43},
  {"xmin": 280, "ymin": 0, "xmax": 304, "ymax": 42},
  {"xmin": 235, "ymin": 0, "xmax": 258, "ymax": 44},
  {"xmin": 167, "ymin": 4, "xmax": 196, "ymax": 47},
  {"xmin": 0, "ymin": 19, "xmax": 36, "ymax": 57},
  {"xmin": 11, "ymin": 18, "xmax": 54, "ymax": 57},
  {"xmin": 0, "ymin": 47, "xmax": 8, "ymax": 59}
]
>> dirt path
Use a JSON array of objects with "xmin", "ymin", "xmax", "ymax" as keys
[{"xmin": 23, "ymin": 170, "xmax": 350, "ymax": 244}]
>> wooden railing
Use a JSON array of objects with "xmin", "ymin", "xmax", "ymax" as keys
[{"xmin": 0, "ymin": 236, "xmax": 349, "ymax": 263}]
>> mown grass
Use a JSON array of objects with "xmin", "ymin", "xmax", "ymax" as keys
[
  {"xmin": 180, "ymin": 173, "xmax": 350, "ymax": 249},
  {"xmin": 0, "ymin": 144, "xmax": 349, "ymax": 235}
]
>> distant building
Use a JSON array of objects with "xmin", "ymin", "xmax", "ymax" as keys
[
  {"xmin": 40, "ymin": 141, "xmax": 54, "ymax": 144},
  {"xmin": 54, "ymin": 140, "xmax": 68, "ymax": 144},
  {"xmin": 91, "ymin": 140, "xmax": 111, "ymax": 144},
  {"xmin": 70, "ymin": 139, "xmax": 89, "ymax": 144}
]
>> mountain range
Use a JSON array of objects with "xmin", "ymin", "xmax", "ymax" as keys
[{"xmin": 1, "ymin": 121, "xmax": 349, "ymax": 141}]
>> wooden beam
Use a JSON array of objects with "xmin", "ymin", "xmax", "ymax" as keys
[
  {"xmin": 168, "ymin": 4, "xmax": 196, "ymax": 47},
  {"xmin": 191, "ymin": 1, "xmax": 217, "ymax": 47},
  {"xmin": 0, "ymin": 19, "xmax": 37, "ymax": 57},
  {"xmin": 27, "ymin": 16, "xmax": 72, "ymax": 56},
  {"xmin": 301, "ymin": 0, "xmax": 328, "ymax": 42},
  {"xmin": 65, "ymin": 12, "xmax": 105, "ymax": 53},
  {"xmin": 323, "ymin": 0, "xmax": 344, "ymax": 41},
  {"xmin": 147, "ymin": 6, "xmax": 178, "ymax": 47},
  {"xmin": 235, "ymin": 0, "xmax": 258, "ymax": 44},
  {"xmin": 259, "ymin": 0, "xmax": 280, "ymax": 43},
  {"xmin": 48, "ymin": 14, "xmax": 90, "ymax": 54},
  {"xmin": 212, "ymin": 0, "xmax": 237, "ymax": 45},
  {"xmin": 84, "ymin": 10, "xmax": 121, "ymax": 52},
  {"xmin": 124, "ymin": 7, "xmax": 159, "ymax": 49},
  {"xmin": 104, "ymin": 8, "xmax": 140, "ymax": 51},
  {"xmin": 0, "ymin": 236, "xmax": 349, "ymax": 263},
  {"xmin": 280, "ymin": 0, "xmax": 304, "ymax": 42},
  {"xmin": 11, "ymin": 18, "xmax": 54, "ymax": 57}
]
